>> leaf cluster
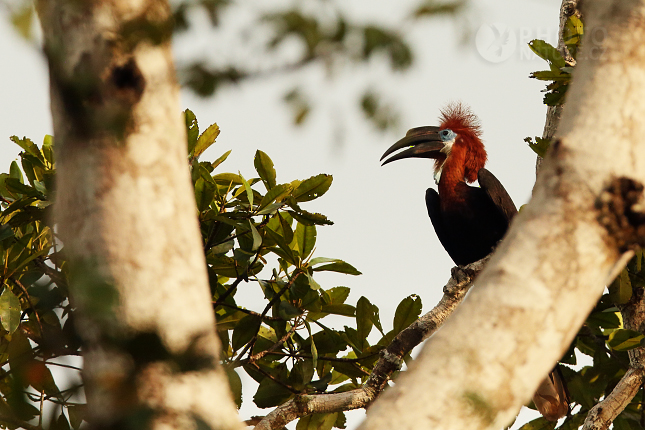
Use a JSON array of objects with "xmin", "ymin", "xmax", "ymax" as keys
[
  {"xmin": 528, "ymin": 15, "xmax": 583, "ymax": 108},
  {"xmin": 0, "ymin": 111, "xmax": 423, "ymax": 430},
  {"xmin": 520, "ymin": 251, "xmax": 645, "ymax": 430},
  {"xmin": 186, "ymin": 110, "xmax": 424, "ymax": 427},
  {"xmin": 524, "ymin": 16, "xmax": 583, "ymax": 158},
  {"xmin": 0, "ymin": 136, "xmax": 81, "ymax": 430}
]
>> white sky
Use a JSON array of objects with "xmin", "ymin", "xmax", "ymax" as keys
[{"xmin": 0, "ymin": 0, "xmax": 563, "ymax": 428}]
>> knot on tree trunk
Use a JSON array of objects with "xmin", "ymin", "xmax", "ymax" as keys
[{"xmin": 596, "ymin": 177, "xmax": 645, "ymax": 253}]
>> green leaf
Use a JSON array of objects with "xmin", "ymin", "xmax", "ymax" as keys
[
  {"xmin": 8, "ymin": 328, "xmax": 33, "ymax": 374},
  {"xmin": 563, "ymin": 15, "xmax": 584, "ymax": 51},
  {"xmin": 265, "ymin": 228, "xmax": 296, "ymax": 265},
  {"xmin": 50, "ymin": 413, "xmax": 71, "ymax": 430},
  {"xmin": 253, "ymin": 377, "xmax": 293, "ymax": 408},
  {"xmin": 20, "ymin": 158, "xmax": 37, "ymax": 186},
  {"xmin": 0, "ymin": 287, "xmax": 21, "ymax": 334},
  {"xmin": 42, "ymin": 135, "xmax": 54, "ymax": 165},
  {"xmin": 609, "ymin": 267, "xmax": 632, "ymax": 305},
  {"xmin": 249, "ymin": 221, "xmax": 262, "ymax": 252},
  {"xmin": 239, "ymin": 171, "xmax": 254, "ymax": 207},
  {"xmin": 195, "ymin": 122, "xmax": 220, "ymax": 159},
  {"xmin": 370, "ymin": 303, "xmax": 384, "ymax": 336},
  {"xmin": 256, "ymin": 202, "xmax": 284, "ymax": 216},
  {"xmin": 9, "ymin": 161, "xmax": 23, "ymax": 183},
  {"xmin": 279, "ymin": 213, "xmax": 294, "ymax": 244},
  {"xmin": 10, "ymin": 136, "xmax": 42, "ymax": 161},
  {"xmin": 67, "ymin": 405, "xmax": 86, "ymax": 430},
  {"xmin": 209, "ymin": 254, "xmax": 262, "ymax": 278},
  {"xmin": 211, "ymin": 150, "xmax": 231, "ymax": 170},
  {"xmin": 607, "ymin": 329, "xmax": 644, "ymax": 351},
  {"xmin": 184, "ymin": 109, "xmax": 199, "ymax": 155},
  {"xmin": 356, "ymin": 297, "xmax": 373, "ymax": 347},
  {"xmin": 312, "ymin": 260, "xmax": 361, "ymax": 275},
  {"xmin": 326, "ymin": 287, "xmax": 350, "ymax": 304},
  {"xmin": 587, "ymin": 310, "xmax": 621, "ymax": 330},
  {"xmin": 297, "ymin": 413, "xmax": 337, "ymax": 430},
  {"xmin": 278, "ymin": 301, "xmax": 302, "ymax": 319},
  {"xmin": 257, "ymin": 184, "xmax": 292, "ymax": 213},
  {"xmin": 67, "ymin": 405, "xmax": 87, "ymax": 430},
  {"xmin": 225, "ymin": 367, "xmax": 243, "ymax": 409},
  {"xmin": 393, "ymin": 295, "xmax": 422, "ymax": 335},
  {"xmin": 306, "ymin": 273, "xmax": 321, "ymax": 291},
  {"xmin": 295, "ymin": 223, "xmax": 316, "ymax": 260},
  {"xmin": 194, "ymin": 178, "xmax": 215, "ymax": 212},
  {"xmin": 0, "ymin": 224, "xmax": 15, "ymax": 242},
  {"xmin": 530, "ymin": 70, "xmax": 568, "ymax": 81},
  {"xmin": 254, "ymin": 150, "xmax": 277, "ymax": 190},
  {"xmin": 292, "ymin": 174, "xmax": 333, "ymax": 202},
  {"xmin": 334, "ymin": 412, "xmax": 347, "ymax": 429},
  {"xmin": 613, "ymin": 417, "xmax": 643, "ymax": 430},
  {"xmin": 5, "ymin": 178, "xmax": 42, "ymax": 198},
  {"xmin": 320, "ymin": 304, "xmax": 355, "ymax": 317},
  {"xmin": 524, "ymin": 137, "xmax": 551, "ymax": 158},
  {"xmin": 528, "ymin": 40, "xmax": 566, "ymax": 68},
  {"xmin": 517, "ymin": 416, "xmax": 556, "ymax": 430},
  {"xmin": 304, "ymin": 321, "xmax": 318, "ymax": 368},
  {"xmin": 288, "ymin": 209, "xmax": 334, "ymax": 226},
  {"xmin": 232, "ymin": 314, "xmax": 260, "ymax": 352},
  {"xmin": 212, "ymin": 172, "xmax": 244, "ymax": 186}
]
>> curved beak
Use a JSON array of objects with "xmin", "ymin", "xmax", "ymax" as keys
[{"xmin": 380, "ymin": 126, "xmax": 445, "ymax": 166}]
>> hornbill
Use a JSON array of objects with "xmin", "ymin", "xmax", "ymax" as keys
[{"xmin": 380, "ymin": 103, "xmax": 569, "ymax": 422}]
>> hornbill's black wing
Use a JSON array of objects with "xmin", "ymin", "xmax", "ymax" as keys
[
  {"xmin": 425, "ymin": 188, "xmax": 459, "ymax": 261},
  {"xmin": 478, "ymin": 168, "xmax": 517, "ymax": 224}
]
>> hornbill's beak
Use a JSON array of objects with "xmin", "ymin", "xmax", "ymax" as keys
[{"xmin": 380, "ymin": 126, "xmax": 445, "ymax": 165}]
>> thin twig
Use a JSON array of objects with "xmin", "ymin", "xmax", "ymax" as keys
[
  {"xmin": 214, "ymin": 251, "xmax": 263, "ymax": 307},
  {"xmin": 234, "ymin": 272, "xmax": 304, "ymax": 366},
  {"xmin": 261, "ymin": 351, "xmax": 381, "ymax": 364},
  {"xmin": 215, "ymin": 301, "xmax": 283, "ymax": 322},
  {"xmin": 247, "ymin": 319, "xmax": 301, "ymax": 363},
  {"xmin": 10, "ymin": 276, "xmax": 44, "ymax": 336},
  {"xmin": 251, "ymin": 362, "xmax": 301, "ymax": 395}
]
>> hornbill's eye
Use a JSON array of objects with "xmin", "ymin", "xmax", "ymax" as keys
[{"xmin": 439, "ymin": 129, "xmax": 456, "ymax": 142}]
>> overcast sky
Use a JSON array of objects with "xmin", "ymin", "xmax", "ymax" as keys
[{"xmin": 0, "ymin": 0, "xmax": 563, "ymax": 427}]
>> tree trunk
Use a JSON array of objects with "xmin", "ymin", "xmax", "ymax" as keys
[
  {"xmin": 36, "ymin": 1, "xmax": 243, "ymax": 429},
  {"xmin": 359, "ymin": 1, "xmax": 645, "ymax": 429}
]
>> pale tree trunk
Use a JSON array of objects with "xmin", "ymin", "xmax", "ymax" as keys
[
  {"xmin": 359, "ymin": 1, "xmax": 645, "ymax": 429},
  {"xmin": 36, "ymin": 1, "xmax": 243, "ymax": 429}
]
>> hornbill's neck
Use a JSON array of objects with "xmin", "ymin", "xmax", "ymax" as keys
[{"xmin": 434, "ymin": 136, "xmax": 487, "ymax": 202}]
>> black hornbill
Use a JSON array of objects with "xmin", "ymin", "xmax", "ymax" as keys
[{"xmin": 380, "ymin": 103, "xmax": 569, "ymax": 421}]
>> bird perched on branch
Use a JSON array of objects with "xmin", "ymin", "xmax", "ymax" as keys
[{"xmin": 380, "ymin": 103, "xmax": 569, "ymax": 422}]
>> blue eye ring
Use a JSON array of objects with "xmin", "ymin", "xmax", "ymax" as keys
[{"xmin": 439, "ymin": 129, "xmax": 456, "ymax": 142}]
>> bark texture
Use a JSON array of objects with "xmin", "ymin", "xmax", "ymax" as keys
[
  {"xmin": 36, "ymin": 1, "xmax": 243, "ymax": 429},
  {"xmin": 358, "ymin": 1, "xmax": 645, "ymax": 429}
]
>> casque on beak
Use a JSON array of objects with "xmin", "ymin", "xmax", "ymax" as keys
[{"xmin": 380, "ymin": 126, "xmax": 446, "ymax": 166}]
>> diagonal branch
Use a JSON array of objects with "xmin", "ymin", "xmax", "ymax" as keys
[
  {"xmin": 253, "ymin": 255, "xmax": 489, "ymax": 430},
  {"xmin": 581, "ymin": 368, "xmax": 644, "ymax": 430}
]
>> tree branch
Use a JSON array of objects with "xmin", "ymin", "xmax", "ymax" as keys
[
  {"xmin": 253, "ymin": 256, "xmax": 488, "ymax": 430},
  {"xmin": 537, "ymin": 0, "xmax": 580, "ymax": 174},
  {"xmin": 581, "ymin": 367, "xmax": 644, "ymax": 430}
]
